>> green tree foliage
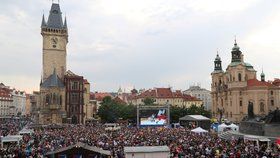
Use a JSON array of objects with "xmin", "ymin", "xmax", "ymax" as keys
[
  {"xmin": 143, "ymin": 97, "xmax": 155, "ymax": 105},
  {"xmin": 97, "ymin": 96, "xmax": 136, "ymax": 123},
  {"xmin": 98, "ymin": 96, "xmax": 211, "ymax": 124}
]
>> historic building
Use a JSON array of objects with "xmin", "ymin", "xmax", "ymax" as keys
[
  {"xmin": 211, "ymin": 40, "xmax": 280, "ymax": 122},
  {"xmin": 128, "ymin": 87, "xmax": 203, "ymax": 107},
  {"xmin": 0, "ymin": 83, "xmax": 27, "ymax": 116},
  {"xmin": 38, "ymin": 3, "xmax": 92, "ymax": 124},
  {"xmin": 0, "ymin": 83, "xmax": 13, "ymax": 116},
  {"xmin": 183, "ymin": 85, "xmax": 212, "ymax": 110},
  {"xmin": 10, "ymin": 89, "xmax": 26, "ymax": 116}
]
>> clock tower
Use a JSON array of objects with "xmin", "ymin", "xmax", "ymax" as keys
[{"xmin": 41, "ymin": 2, "xmax": 68, "ymax": 81}]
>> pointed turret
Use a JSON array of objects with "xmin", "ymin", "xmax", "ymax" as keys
[
  {"xmin": 41, "ymin": 14, "xmax": 47, "ymax": 28},
  {"xmin": 41, "ymin": 68, "xmax": 64, "ymax": 88},
  {"xmin": 63, "ymin": 16, "xmax": 67, "ymax": 29}
]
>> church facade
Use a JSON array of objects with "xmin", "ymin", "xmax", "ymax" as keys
[
  {"xmin": 38, "ymin": 3, "xmax": 93, "ymax": 124},
  {"xmin": 211, "ymin": 41, "xmax": 280, "ymax": 122}
]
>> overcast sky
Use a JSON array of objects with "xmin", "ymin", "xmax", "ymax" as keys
[{"xmin": 0, "ymin": 0, "xmax": 280, "ymax": 93}]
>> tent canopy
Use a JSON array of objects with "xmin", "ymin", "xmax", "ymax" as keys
[
  {"xmin": 19, "ymin": 128, "xmax": 34, "ymax": 135},
  {"xmin": 179, "ymin": 115, "xmax": 210, "ymax": 121},
  {"xmin": 1, "ymin": 135, "xmax": 22, "ymax": 143},
  {"xmin": 191, "ymin": 127, "xmax": 208, "ymax": 133}
]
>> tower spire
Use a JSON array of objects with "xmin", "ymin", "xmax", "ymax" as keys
[
  {"xmin": 63, "ymin": 16, "xmax": 67, "ymax": 29},
  {"xmin": 261, "ymin": 67, "xmax": 265, "ymax": 82},
  {"xmin": 41, "ymin": 14, "xmax": 47, "ymax": 28},
  {"xmin": 214, "ymin": 50, "xmax": 222, "ymax": 72}
]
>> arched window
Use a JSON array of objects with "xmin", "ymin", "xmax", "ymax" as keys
[
  {"xmin": 60, "ymin": 95, "xmax": 62, "ymax": 105},
  {"xmin": 238, "ymin": 73, "xmax": 242, "ymax": 82},
  {"xmin": 53, "ymin": 94, "xmax": 56, "ymax": 104},
  {"xmin": 46, "ymin": 94, "xmax": 50, "ymax": 105},
  {"xmin": 260, "ymin": 102, "xmax": 265, "ymax": 112}
]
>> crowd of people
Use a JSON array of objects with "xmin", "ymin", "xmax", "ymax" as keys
[{"xmin": 0, "ymin": 120, "xmax": 279, "ymax": 158}]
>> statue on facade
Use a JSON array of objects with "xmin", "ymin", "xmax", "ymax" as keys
[{"xmin": 266, "ymin": 107, "xmax": 280, "ymax": 123}]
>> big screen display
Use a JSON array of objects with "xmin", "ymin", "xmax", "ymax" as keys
[{"xmin": 140, "ymin": 109, "xmax": 167, "ymax": 126}]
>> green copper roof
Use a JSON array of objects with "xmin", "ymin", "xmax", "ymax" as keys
[
  {"xmin": 227, "ymin": 62, "xmax": 255, "ymax": 71},
  {"xmin": 245, "ymin": 62, "xmax": 253, "ymax": 68}
]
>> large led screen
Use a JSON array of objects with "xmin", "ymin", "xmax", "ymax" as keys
[{"xmin": 140, "ymin": 109, "xmax": 167, "ymax": 126}]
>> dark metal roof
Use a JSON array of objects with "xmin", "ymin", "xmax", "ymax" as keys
[
  {"xmin": 46, "ymin": 3, "xmax": 64, "ymax": 29},
  {"xmin": 45, "ymin": 142, "xmax": 111, "ymax": 156},
  {"xmin": 41, "ymin": 69, "xmax": 64, "ymax": 88},
  {"xmin": 41, "ymin": 14, "xmax": 47, "ymax": 28}
]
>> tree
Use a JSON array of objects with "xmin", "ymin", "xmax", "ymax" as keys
[
  {"xmin": 97, "ymin": 96, "xmax": 137, "ymax": 123},
  {"xmin": 143, "ymin": 97, "xmax": 155, "ymax": 105}
]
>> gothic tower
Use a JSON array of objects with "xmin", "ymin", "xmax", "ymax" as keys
[{"xmin": 41, "ymin": 3, "xmax": 68, "ymax": 81}]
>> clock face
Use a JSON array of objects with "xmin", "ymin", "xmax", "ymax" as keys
[{"xmin": 51, "ymin": 37, "xmax": 58, "ymax": 48}]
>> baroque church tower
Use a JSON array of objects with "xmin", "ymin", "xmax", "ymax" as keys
[
  {"xmin": 211, "ymin": 40, "xmax": 280, "ymax": 122},
  {"xmin": 41, "ymin": 3, "xmax": 68, "ymax": 81}
]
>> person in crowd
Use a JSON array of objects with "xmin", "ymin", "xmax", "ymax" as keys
[{"xmin": 0, "ymin": 119, "xmax": 279, "ymax": 158}]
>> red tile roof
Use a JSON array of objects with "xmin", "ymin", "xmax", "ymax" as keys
[
  {"xmin": 182, "ymin": 94, "xmax": 201, "ymax": 101},
  {"xmin": 83, "ymin": 79, "xmax": 90, "ymax": 84},
  {"xmin": 91, "ymin": 92, "xmax": 113, "ymax": 101},
  {"xmin": 156, "ymin": 88, "xmax": 173, "ymax": 98},
  {"xmin": 131, "ymin": 88, "xmax": 201, "ymax": 101},
  {"xmin": 0, "ymin": 88, "xmax": 12, "ymax": 100},
  {"xmin": 113, "ymin": 96, "xmax": 126, "ymax": 104},
  {"xmin": 247, "ymin": 79, "xmax": 275, "ymax": 87},
  {"xmin": 272, "ymin": 78, "xmax": 280, "ymax": 86}
]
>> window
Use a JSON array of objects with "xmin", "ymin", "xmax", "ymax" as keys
[
  {"xmin": 230, "ymin": 112, "xmax": 232, "ymax": 118},
  {"xmin": 260, "ymin": 102, "xmax": 265, "ymax": 112},
  {"xmin": 70, "ymin": 93, "xmax": 79, "ymax": 104},
  {"xmin": 71, "ymin": 82, "xmax": 79, "ymax": 90},
  {"xmin": 238, "ymin": 73, "xmax": 242, "ymax": 82},
  {"xmin": 46, "ymin": 95, "xmax": 50, "ymax": 104},
  {"xmin": 271, "ymin": 100, "xmax": 274, "ymax": 106},
  {"xmin": 239, "ymin": 100, "xmax": 242, "ymax": 106},
  {"xmin": 271, "ymin": 91, "xmax": 273, "ymax": 95}
]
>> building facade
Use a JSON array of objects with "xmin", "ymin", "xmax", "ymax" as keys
[
  {"xmin": 0, "ymin": 83, "xmax": 13, "ymax": 116},
  {"xmin": 128, "ymin": 88, "xmax": 203, "ymax": 107},
  {"xmin": 11, "ymin": 89, "xmax": 26, "ymax": 116},
  {"xmin": 183, "ymin": 85, "xmax": 212, "ymax": 110},
  {"xmin": 38, "ymin": 3, "xmax": 92, "ymax": 124},
  {"xmin": 0, "ymin": 83, "xmax": 27, "ymax": 116},
  {"xmin": 211, "ymin": 41, "xmax": 280, "ymax": 122}
]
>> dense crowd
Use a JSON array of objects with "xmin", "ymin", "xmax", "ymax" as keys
[{"xmin": 0, "ymin": 121, "xmax": 279, "ymax": 158}]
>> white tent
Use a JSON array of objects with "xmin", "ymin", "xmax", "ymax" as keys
[
  {"xmin": 19, "ymin": 128, "xmax": 34, "ymax": 135},
  {"xmin": 1, "ymin": 135, "xmax": 22, "ymax": 147},
  {"xmin": 228, "ymin": 123, "xmax": 239, "ymax": 131},
  {"xmin": 218, "ymin": 123, "xmax": 228, "ymax": 132},
  {"xmin": 191, "ymin": 127, "xmax": 208, "ymax": 133}
]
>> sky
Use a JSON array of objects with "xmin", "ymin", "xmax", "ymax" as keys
[{"xmin": 0, "ymin": 0, "xmax": 280, "ymax": 93}]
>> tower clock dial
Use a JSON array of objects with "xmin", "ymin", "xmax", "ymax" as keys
[{"xmin": 51, "ymin": 37, "xmax": 58, "ymax": 48}]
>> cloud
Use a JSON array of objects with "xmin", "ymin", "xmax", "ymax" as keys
[{"xmin": 0, "ymin": 0, "xmax": 279, "ymax": 93}]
